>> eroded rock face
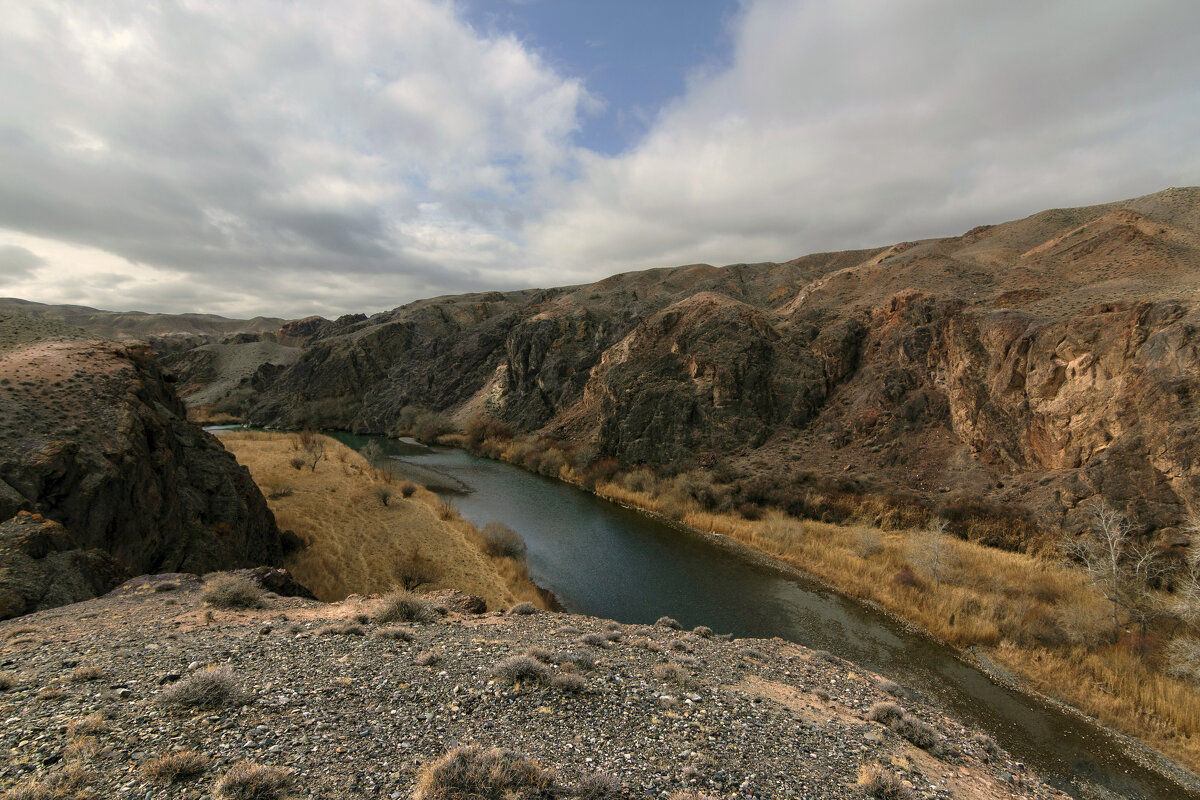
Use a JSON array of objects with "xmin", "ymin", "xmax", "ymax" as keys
[
  {"xmin": 0, "ymin": 513, "xmax": 128, "ymax": 620},
  {"xmin": 0, "ymin": 340, "xmax": 284, "ymax": 585}
]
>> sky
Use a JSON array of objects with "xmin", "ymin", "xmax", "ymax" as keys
[{"xmin": 0, "ymin": 0, "xmax": 1198, "ymax": 319}]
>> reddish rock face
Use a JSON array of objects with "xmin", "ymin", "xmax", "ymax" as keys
[{"xmin": 0, "ymin": 340, "xmax": 284, "ymax": 590}]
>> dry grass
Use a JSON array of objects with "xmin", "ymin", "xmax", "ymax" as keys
[
  {"xmin": 413, "ymin": 745, "xmax": 554, "ymax": 800},
  {"xmin": 213, "ymin": 761, "xmax": 294, "ymax": 800},
  {"xmin": 142, "ymin": 751, "xmax": 210, "ymax": 783},
  {"xmin": 158, "ymin": 665, "xmax": 250, "ymax": 710},
  {"xmin": 221, "ymin": 432, "xmax": 544, "ymax": 609},
  {"xmin": 202, "ymin": 574, "xmax": 263, "ymax": 609},
  {"xmin": 589, "ymin": 478, "xmax": 1200, "ymax": 773}
]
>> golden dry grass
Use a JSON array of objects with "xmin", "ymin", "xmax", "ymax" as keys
[
  {"xmin": 592, "ymin": 480, "xmax": 1200, "ymax": 773},
  {"xmin": 220, "ymin": 432, "xmax": 544, "ymax": 610}
]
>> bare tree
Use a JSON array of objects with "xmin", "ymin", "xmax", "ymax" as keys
[
  {"xmin": 1064, "ymin": 502, "xmax": 1164, "ymax": 637},
  {"xmin": 297, "ymin": 428, "xmax": 326, "ymax": 472},
  {"xmin": 910, "ymin": 518, "xmax": 954, "ymax": 586}
]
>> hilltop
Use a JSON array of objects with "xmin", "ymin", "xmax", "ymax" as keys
[{"xmin": 0, "ymin": 573, "xmax": 1065, "ymax": 800}]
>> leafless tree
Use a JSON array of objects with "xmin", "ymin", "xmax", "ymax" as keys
[
  {"xmin": 297, "ymin": 428, "xmax": 326, "ymax": 472},
  {"xmin": 1064, "ymin": 502, "xmax": 1165, "ymax": 637},
  {"xmin": 910, "ymin": 518, "xmax": 954, "ymax": 586}
]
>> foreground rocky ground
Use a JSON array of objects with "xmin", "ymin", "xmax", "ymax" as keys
[{"xmin": 0, "ymin": 573, "xmax": 1065, "ymax": 799}]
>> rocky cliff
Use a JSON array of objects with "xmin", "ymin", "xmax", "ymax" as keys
[
  {"xmin": 171, "ymin": 187, "xmax": 1200, "ymax": 539},
  {"xmin": 0, "ymin": 340, "xmax": 285, "ymax": 614}
]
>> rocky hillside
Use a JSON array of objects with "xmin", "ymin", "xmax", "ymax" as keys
[
  {"xmin": 180, "ymin": 186, "xmax": 1200, "ymax": 540},
  {"xmin": 0, "ymin": 340, "xmax": 286, "ymax": 617},
  {"xmin": 0, "ymin": 574, "xmax": 1066, "ymax": 799}
]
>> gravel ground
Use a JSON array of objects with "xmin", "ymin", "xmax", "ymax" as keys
[{"xmin": 0, "ymin": 574, "xmax": 1069, "ymax": 800}]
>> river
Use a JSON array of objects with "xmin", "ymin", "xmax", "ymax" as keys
[{"xmin": 331, "ymin": 433, "xmax": 1198, "ymax": 800}]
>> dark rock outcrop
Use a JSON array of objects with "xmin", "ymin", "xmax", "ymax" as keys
[
  {"xmin": 0, "ymin": 340, "xmax": 285, "ymax": 595},
  {"xmin": 0, "ymin": 512, "xmax": 128, "ymax": 620}
]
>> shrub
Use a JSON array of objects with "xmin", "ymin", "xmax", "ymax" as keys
[
  {"xmin": 373, "ymin": 484, "xmax": 394, "ymax": 506},
  {"xmin": 866, "ymin": 701, "xmax": 905, "ymax": 725},
  {"xmin": 373, "ymin": 589, "xmax": 436, "ymax": 624},
  {"xmin": 213, "ymin": 761, "xmax": 294, "ymax": 800},
  {"xmin": 158, "ymin": 665, "xmax": 250, "ymax": 710},
  {"xmin": 414, "ymin": 650, "xmax": 441, "ymax": 666},
  {"xmin": 892, "ymin": 714, "xmax": 939, "ymax": 751},
  {"xmin": 652, "ymin": 662, "xmax": 690, "ymax": 687},
  {"xmin": 143, "ymin": 750, "xmax": 210, "ymax": 782},
  {"xmin": 399, "ymin": 481, "xmax": 419, "ymax": 498},
  {"xmin": 558, "ymin": 650, "xmax": 596, "ymax": 671},
  {"xmin": 0, "ymin": 672, "xmax": 15, "ymax": 691},
  {"xmin": 578, "ymin": 633, "xmax": 610, "ymax": 648},
  {"xmin": 691, "ymin": 625, "xmax": 713, "ymax": 638},
  {"xmin": 373, "ymin": 626, "xmax": 415, "ymax": 641},
  {"xmin": 523, "ymin": 648, "xmax": 554, "ymax": 663},
  {"xmin": 414, "ymin": 745, "xmax": 554, "ymax": 800},
  {"xmin": 508, "ymin": 602, "xmax": 538, "ymax": 615},
  {"xmin": 491, "ymin": 656, "xmax": 550, "ymax": 686},
  {"xmin": 288, "ymin": 456, "xmax": 305, "ymax": 471},
  {"xmin": 891, "ymin": 566, "xmax": 921, "ymax": 589},
  {"xmin": 482, "ymin": 523, "xmax": 527, "ymax": 558},
  {"xmin": 551, "ymin": 672, "xmax": 587, "ymax": 693},
  {"xmin": 655, "ymin": 616, "xmax": 682, "ymax": 630},
  {"xmin": 396, "ymin": 547, "xmax": 439, "ymax": 591},
  {"xmin": 574, "ymin": 773, "xmax": 622, "ymax": 800},
  {"xmin": 70, "ymin": 664, "xmax": 105, "ymax": 682},
  {"xmin": 436, "ymin": 500, "xmax": 458, "ymax": 521},
  {"xmin": 856, "ymin": 762, "xmax": 913, "ymax": 799},
  {"xmin": 66, "ymin": 713, "xmax": 108, "ymax": 736},
  {"xmin": 203, "ymin": 574, "xmax": 263, "ymax": 610},
  {"xmin": 317, "ymin": 623, "xmax": 365, "ymax": 636}
]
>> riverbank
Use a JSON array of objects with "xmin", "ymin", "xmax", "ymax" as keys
[
  {"xmin": 441, "ymin": 430, "xmax": 1200, "ymax": 785},
  {"xmin": 218, "ymin": 431, "xmax": 546, "ymax": 611}
]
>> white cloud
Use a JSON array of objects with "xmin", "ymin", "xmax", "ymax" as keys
[
  {"xmin": 526, "ymin": 0, "xmax": 1200, "ymax": 276},
  {"xmin": 1, "ymin": 0, "xmax": 1198, "ymax": 317}
]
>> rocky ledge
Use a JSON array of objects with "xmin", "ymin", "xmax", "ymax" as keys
[{"xmin": 0, "ymin": 574, "xmax": 1064, "ymax": 799}]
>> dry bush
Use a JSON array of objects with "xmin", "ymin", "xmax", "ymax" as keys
[
  {"xmin": 158, "ymin": 665, "xmax": 250, "ymax": 709},
  {"xmin": 891, "ymin": 714, "xmax": 939, "ymax": 751},
  {"xmin": 395, "ymin": 547, "xmax": 439, "ymax": 591},
  {"xmin": 213, "ymin": 761, "xmax": 294, "ymax": 800},
  {"xmin": 317, "ymin": 623, "xmax": 365, "ymax": 636},
  {"xmin": 655, "ymin": 616, "xmax": 682, "ymax": 630},
  {"xmin": 66, "ymin": 713, "xmax": 108, "ymax": 736},
  {"xmin": 856, "ymin": 762, "xmax": 913, "ymax": 799},
  {"xmin": 574, "ymin": 773, "xmax": 622, "ymax": 800},
  {"xmin": 550, "ymin": 673, "xmax": 587, "ymax": 693},
  {"xmin": 578, "ymin": 633, "xmax": 610, "ymax": 648},
  {"xmin": 373, "ymin": 626, "xmax": 415, "ymax": 641},
  {"xmin": 202, "ymin": 574, "xmax": 263, "ymax": 610},
  {"xmin": 70, "ymin": 664, "xmax": 105, "ymax": 682},
  {"xmin": 2, "ymin": 763, "xmax": 97, "ymax": 800},
  {"xmin": 652, "ymin": 662, "xmax": 691, "ymax": 687},
  {"xmin": 414, "ymin": 650, "xmax": 441, "ymax": 667},
  {"xmin": 508, "ymin": 602, "xmax": 538, "ymax": 616},
  {"xmin": 399, "ymin": 481, "xmax": 419, "ymax": 498},
  {"xmin": 373, "ymin": 589, "xmax": 436, "ymax": 624},
  {"xmin": 436, "ymin": 500, "xmax": 458, "ymax": 520},
  {"xmin": 557, "ymin": 650, "xmax": 596, "ymax": 671},
  {"xmin": 142, "ymin": 750, "xmax": 210, "ymax": 783},
  {"xmin": 1167, "ymin": 637, "xmax": 1200, "ymax": 684},
  {"xmin": 482, "ymin": 522, "xmax": 527, "ymax": 558},
  {"xmin": 691, "ymin": 625, "xmax": 713, "ymax": 638},
  {"xmin": 866, "ymin": 701, "xmax": 905, "ymax": 725},
  {"xmin": 491, "ymin": 655, "xmax": 550, "ymax": 686},
  {"xmin": 0, "ymin": 672, "xmax": 15, "ymax": 691},
  {"xmin": 413, "ymin": 745, "xmax": 554, "ymax": 800},
  {"xmin": 372, "ymin": 484, "xmax": 394, "ymax": 506}
]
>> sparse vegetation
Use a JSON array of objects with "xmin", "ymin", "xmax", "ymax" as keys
[
  {"xmin": 158, "ymin": 665, "xmax": 250, "ymax": 709},
  {"xmin": 202, "ymin": 574, "xmax": 263, "ymax": 609},
  {"xmin": 0, "ymin": 672, "xmax": 15, "ymax": 691},
  {"xmin": 856, "ymin": 762, "xmax": 913, "ymax": 799},
  {"xmin": 142, "ymin": 750, "xmax": 210, "ymax": 783},
  {"xmin": 372, "ymin": 484, "xmax": 394, "ymax": 506},
  {"xmin": 373, "ymin": 589, "xmax": 437, "ymax": 624},
  {"xmin": 655, "ymin": 616, "xmax": 681, "ymax": 630},
  {"xmin": 491, "ymin": 655, "xmax": 550, "ymax": 685},
  {"xmin": 70, "ymin": 664, "xmax": 104, "ymax": 682},
  {"xmin": 482, "ymin": 522, "xmax": 527, "ymax": 558},
  {"xmin": 413, "ymin": 745, "xmax": 554, "ymax": 800},
  {"xmin": 508, "ymin": 601, "xmax": 538, "ymax": 615},
  {"xmin": 213, "ymin": 761, "xmax": 294, "ymax": 800}
]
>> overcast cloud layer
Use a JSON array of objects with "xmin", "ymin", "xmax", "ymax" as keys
[{"xmin": 2, "ymin": 0, "xmax": 1199, "ymax": 318}]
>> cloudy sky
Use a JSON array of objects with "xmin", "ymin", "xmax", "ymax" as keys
[{"xmin": 1, "ymin": 0, "xmax": 1198, "ymax": 319}]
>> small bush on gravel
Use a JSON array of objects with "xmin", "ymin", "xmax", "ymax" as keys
[
  {"xmin": 373, "ymin": 626, "xmax": 415, "ymax": 641},
  {"xmin": 866, "ymin": 701, "xmax": 905, "ymax": 725},
  {"xmin": 142, "ymin": 750, "xmax": 210, "ymax": 783},
  {"xmin": 70, "ymin": 664, "xmax": 105, "ymax": 682},
  {"xmin": 415, "ymin": 650, "xmax": 441, "ymax": 666},
  {"xmin": 691, "ymin": 625, "xmax": 713, "ymax": 638},
  {"xmin": 482, "ymin": 522, "xmax": 528, "ymax": 558},
  {"xmin": 856, "ymin": 762, "xmax": 913, "ymax": 799},
  {"xmin": 667, "ymin": 793, "xmax": 716, "ymax": 800},
  {"xmin": 492, "ymin": 655, "xmax": 550, "ymax": 685},
  {"xmin": 655, "ymin": 616, "xmax": 682, "ymax": 630},
  {"xmin": 159, "ymin": 665, "xmax": 250, "ymax": 710},
  {"xmin": 154, "ymin": 581, "xmax": 180, "ymax": 592},
  {"xmin": 373, "ymin": 589, "xmax": 436, "ymax": 624},
  {"xmin": 575, "ymin": 773, "xmax": 622, "ymax": 799},
  {"xmin": 413, "ymin": 745, "xmax": 554, "ymax": 800},
  {"xmin": 0, "ymin": 672, "xmax": 15, "ymax": 691},
  {"xmin": 972, "ymin": 733, "xmax": 1003, "ymax": 761},
  {"xmin": 652, "ymin": 662, "xmax": 691, "ymax": 687},
  {"xmin": 202, "ymin": 574, "xmax": 263, "ymax": 610},
  {"xmin": 810, "ymin": 649, "xmax": 841, "ymax": 664},
  {"xmin": 523, "ymin": 647, "xmax": 554, "ymax": 663},
  {"xmin": 317, "ymin": 623, "xmax": 365, "ymax": 636},
  {"xmin": 66, "ymin": 713, "xmax": 108, "ymax": 736},
  {"xmin": 213, "ymin": 761, "xmax": 294, "ymax": 800},
  {"xmin": 578, "ymin": 633, "xmax": 610, "ymax": 648},
  {"xmin": 557, "ymin": 650, "xmax": 596, "ymax": 671},
  {"xmin": 551, "ymin": 672, "xmax": 587, "ymax": 693},
  {"xmin": 508, "ymin": 602, "xmax": 538, "ymax": 615},
  {"xmin": 892, "ymin": 714, "xmax": 939, "ymax": 751},
  {"xmin": 876, "ymin": 679, "xmax": 904, "ymax": 697}
]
